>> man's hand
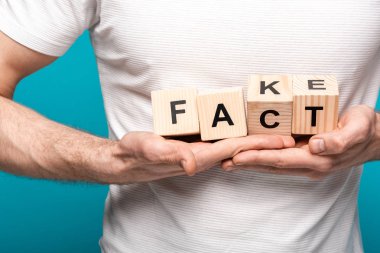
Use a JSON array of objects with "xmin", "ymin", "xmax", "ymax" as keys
[
  {"xmin": 101, "ymin": 132, "xmax": 210, "ymax": 183},
  {"xmin": 221, "ymin": 105, "xmax": 380, "ymax": 179},
  {"xmin": 0, "ymin": 31, "xmax": 290, "ymax": 185},
  {"xmin": 99, "ymin": 132, "xmax": 295, "ymax": 184}
]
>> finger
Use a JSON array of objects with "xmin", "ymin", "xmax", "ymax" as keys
[
  {"xmin": 189, "ymin": 141, "xmax": 213, "ymax": 153},
  {"xmin": 146, "ymin": 139, "xmax": 198, "ymax": 176},
  {"xmin": 119, "ymin": 132, "xmax": 198, "ymax": 176},
  {"xmin": 240, "ymin": 166, "xmax": 314, "ymax": 178},
  {"xmin": 221, "ymin": 162, "xmax": 324, "ymax": 179},
  {"xmin": 281, "ymin": 135, "xmax": 296, "ymax": 148},
  {"xmin": 214, "ymin": 135, "xmax": 293, "ymax": 156},
  {"xmin": 129, "ymin": 164, "xmax": 186, "ymax": 182},
  {"xmin": 196, "ymin": 135, "xmax": 294, "ymax": 170},
  {"xmin": 221, "ymin": 159, "xmax": 235, "ymax": 170},
  {"xmin": 231, "ymin": 148, "xmax": 333, "ymax": 172},
  {"xmin": 165, "ymin": 142, "xmax": 198, "ymax": 176},
  {"xmin": 309, "ymin": 105, "xmax": 375, "ymax": 155}
]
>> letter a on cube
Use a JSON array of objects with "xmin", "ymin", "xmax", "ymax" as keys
[
  {"xmin": 247, "ymin": 74, "xmax": 293, "ymax": 136},
  {"xmin": 151, "ymin": 88, "xmax": 200, "ymax": 136},
  {"xmin": 292, "ymin": 75, "xmax": 339, "ymax": 135},
  {"xmin": 197, "ymin": 87, "xmax": 247, "ymax": 141}
]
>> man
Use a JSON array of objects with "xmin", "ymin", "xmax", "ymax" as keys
[{"xmin": 0, "ymin": 1, "xmax": 379, "ymax": 252}]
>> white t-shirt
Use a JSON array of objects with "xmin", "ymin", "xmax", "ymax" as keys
[{"xmin": 1, "ymin": 1, "xmax": 380, "ymax": 252}]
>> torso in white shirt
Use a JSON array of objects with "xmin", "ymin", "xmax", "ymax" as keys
[{"xmin": 92, "ymin": 1, "xmax": 380, "ymax": 252}]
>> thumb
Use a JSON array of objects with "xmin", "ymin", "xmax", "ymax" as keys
[
  {"xmin": 167, "ymin": 141, "xmax": 198, "ymax": 176},
  {"xmin": 154, "ymin": 140, "xmax": 197, "ymax": 176},
  {"xmin": 308, "ymin": 111, "xmax": 370, "ymax": 155}
]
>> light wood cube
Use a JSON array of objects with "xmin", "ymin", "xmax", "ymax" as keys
[
  {"xmin": 197, "ymin": 87, "xmax": 247, "ymax": 141},
  {"xmin": 292, "ymin": 75, "xmax": 339, "ymax": 135},
  {"xmin": 151, "ymin": 88, "xmax": 200, "ymax": 136},
  {"xmin": 247, "ymin": 74, "xmax": 293, "ymax": 136}
]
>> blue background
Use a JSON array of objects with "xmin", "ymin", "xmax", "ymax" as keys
[{"xmin": 0, "ymin": 32, "xmax": 379, "ymax": 252}]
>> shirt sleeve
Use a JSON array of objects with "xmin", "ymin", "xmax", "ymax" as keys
[{"xmin": 0, "ymin": 0, "xmax": 99, "ymax": 56}]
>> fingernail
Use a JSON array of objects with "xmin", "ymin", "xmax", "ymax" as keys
[{"xmin": 310, "ymin": 139, "xmax": 325, "ymax": 153}]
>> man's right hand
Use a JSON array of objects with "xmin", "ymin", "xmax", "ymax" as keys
[
  {"xmin": 0, "ymin": 31, "xmax": 294, "ymax": 185},
  {"xmin": 99, "ymin": 132, "xmax": 295, "ymax": 184}
]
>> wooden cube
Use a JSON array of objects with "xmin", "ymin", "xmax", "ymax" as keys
[
  {"xmin": 292, "ymin": 75, "xmax": 339, "ymax": 135},
  {"xmin": 197, "ymin": 87, "xmax": 247, "ymax": 141},
  {"xmin": 247, "ymin": 74, "xmax": 293, "ymax": 136},
  {"xmin": 151, "ymin": 88, "xmax": 200, "ymax": 136}
]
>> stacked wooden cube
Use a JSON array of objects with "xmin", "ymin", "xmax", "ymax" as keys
[{"xmin": 151, "ymin": 74, "xmax": 339, "ymax": 141}]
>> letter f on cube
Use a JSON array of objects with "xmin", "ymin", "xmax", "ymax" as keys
[{"xmin": 151, "ymin": 88, "xmax": 200, "ymax": 136}]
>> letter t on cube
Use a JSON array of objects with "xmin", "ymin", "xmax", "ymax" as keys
[
  {"xmin": 292, "ymin": 75, "xmax": 339, "ymax": 134},
  {"xmin": 247, "ymin": 75, "xmax": 293, "ymax": 136},
  {"xmin": 151, "ymin": 88, "xmax": 200, "ymax": 136}
]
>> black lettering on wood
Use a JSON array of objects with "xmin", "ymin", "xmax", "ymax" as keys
[
  {"xmin": 260, "ymin": 110, "xmax": 280, "ymax": 128},
  {"xmin": 212, "ymin": 104, "xmax": 234, "ymax": 127},
  {"xmin": 305, "ymin": 106, "xmax": 323, "ymax": 126},
  {"xmin": 260, "ymin": 81, "xmax": 280, "ymax": 95},
  {"xmin": 308, "ymin": 80, "xmax": 326, "ymax": 90},
  {"xmin": 170, "ymin": 100, "xmax": 186, "ymax": 124}
]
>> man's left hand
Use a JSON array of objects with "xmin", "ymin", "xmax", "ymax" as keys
[{"xmin": 222, "ymin": 105, "xmax": 380, "ymax": 179}]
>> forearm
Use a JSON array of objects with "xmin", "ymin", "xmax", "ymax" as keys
[{"xmin": 0, "ymin": 96, "xmax": 117, "ymax": 183}]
